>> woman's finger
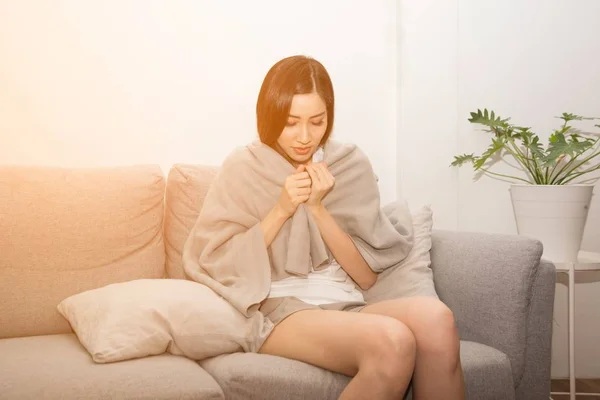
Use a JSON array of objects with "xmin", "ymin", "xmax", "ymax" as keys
[
  {"xmin": 305, "ymin": 165, "xmax": 320, "ymax": 187},
  {"xmin": 320, "ymin": 163, "xmax": 335, "ymax": 186},
  {"xmin": 295, "ymin": 187, "xmax": 311, "ymax": 196},
  {"xmin": 294, "ymin": 178, "xmax": 312, "ymax": 188},
  {"xmin": 313, "ymin": 163, "xmax": 330, "ymax": 187},
  {"xmin": 294, "ymin": 171, "xmax": 310, "ymax": 180}
]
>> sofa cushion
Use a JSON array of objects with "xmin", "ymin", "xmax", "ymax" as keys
[
  {"xmin": 164, "ymin": 164, "xmax": 219, "ymax": 279},
  {"xmin": 460, "ymin": 340, "xmax": 515, "ymax": 400},
  {"xmin": 201, "ymin": 352, "xmax": 350, "ymax": 400},
  {"xmin": 0, "ymin": 165, "xmax": 166, "ymax": 338},
  {"xmin": 57, "ymin": 278, "xmax": 272, "ymax": 363},
  {"xmin": 0, "ymin": 333, "xmax": 224, "ymax": 400},
  {"xmin": 200, "ymin": 340, "xmax": 513, "ymax": 400}
]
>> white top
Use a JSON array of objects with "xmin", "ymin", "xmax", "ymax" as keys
[{"xmin": 268, "ymin": 259, "xmax": 365, "ymax": 305}]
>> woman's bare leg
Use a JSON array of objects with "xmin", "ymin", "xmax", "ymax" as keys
[
  {"xmin": 258, "ymin": 309, "xmax": 416, "ymax": 400},
  {"xmin": 360, "ymin": 296, "xmax": 465, "ymax": 400}
]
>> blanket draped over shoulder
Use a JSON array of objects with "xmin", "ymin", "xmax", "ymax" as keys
[{"xmin": 182, "ymin": 140, "xmax": 414, "ymax": 317}]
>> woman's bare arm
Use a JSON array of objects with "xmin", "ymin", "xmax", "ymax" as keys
[
  {"xmin": 308, "ymin": 204, "xmax": 377, "ymax": 290},
  {"xmin": 260, "ymin": 203, "xmax": 290, "ymax": 248},
  {"xmin": 261, "ymin": 165, "xmax": 311, "ymax": 248}
]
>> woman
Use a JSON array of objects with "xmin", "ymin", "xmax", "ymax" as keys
[{"xmin": 185, "ymin": 55, "xmax": 465, "ymax": 400}]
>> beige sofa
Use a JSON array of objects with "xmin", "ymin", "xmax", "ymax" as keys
[{"xmin": 0, "ymin": 163, "xmax": 555, "ymax": 400}]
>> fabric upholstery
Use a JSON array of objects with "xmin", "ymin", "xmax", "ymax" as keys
[
  {"xmin": 200, "ymin": 340, "xmax": 512, "ymax": 400},
  {"xmin": 0, "ymin": 161, "xmax": 552, "ymax": 400},
  {"xmin": 515, "ymin": 259, "xmax": 556, "ymax": 400},
  {"xmin": 430, "ymin": 229, "xmax": 544, "ymax": 387},
  {"xmin": 164, "ymin": 164, "xmax": 219, "ymax": 279},
  {"xmin": 57, "ymin": 278, "xmax": 273, "ymax": 363},
  {"xmin": 201, "ymin": 352, "xmax": 351, "ymax": 400},
  {"xmin": 0, "ymin": 333, "xmax": 224, "ymax": 400},
  {"xmin": 0, "ymin": 165, "xmax": 166, "ymax": 338},
  {"xmin": 460, "ymin": 341, "xmax": 515, "ymax": 400}
]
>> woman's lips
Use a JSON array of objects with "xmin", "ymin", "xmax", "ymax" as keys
[{"xmin": 293, "ymin": 147, "xmax": 311, "ymax": 155}]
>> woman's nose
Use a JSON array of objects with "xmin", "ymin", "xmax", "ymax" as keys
[{"xmin": 298, "ymin": 125, "xmax": 311, "ymax": 144}]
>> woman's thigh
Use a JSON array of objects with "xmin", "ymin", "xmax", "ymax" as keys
[
  {"xmin": 358, "ymin": 296, "xmax": 457, "ymax": 345},
  {"xmin": 258, "ymin": 304, "xmax": 415, "ymax": 377}
]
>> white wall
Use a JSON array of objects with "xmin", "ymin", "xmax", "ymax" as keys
[
  {"xmin": 396, "ymin": 0, "xmax": 459, "ymax": 227},
  {"xmin": 0, "ymin": 0, "xmax": 398, "ymax": 204},
  {"xmin": 398, "ymin": 0, "xmax": 600, "ymax": 378}
]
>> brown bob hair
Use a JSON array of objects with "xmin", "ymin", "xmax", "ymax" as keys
[{"xmin": 256, "ymin": 55, "xmax": 335, "ymax": 147}]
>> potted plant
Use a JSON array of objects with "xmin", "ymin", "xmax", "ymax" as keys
[{"xmin": 451, "ymin": 109, "xmax": 600, "ymax": 262}]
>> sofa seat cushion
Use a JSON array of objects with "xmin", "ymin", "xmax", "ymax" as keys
[
  {"xmin": 201, "ymin": 340, "xmax": 513, "ymax": 400},
  {"xmin": 201, "ymin": 352, "xmax": 350, "ymax": 400},
  {"xmin": 460, "ymin": 340, "xmax": 515, "ymax": 400},
  {"xmin": 0, "ymin": 334, "xmax": 224, "ymax": 400}
]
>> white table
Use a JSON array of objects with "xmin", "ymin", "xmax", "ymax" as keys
[{"xmin": 549, "ymin": 251, "xmax": 600, "ymax": 400}]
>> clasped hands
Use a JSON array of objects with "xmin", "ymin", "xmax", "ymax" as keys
[{"xmin": 278, "ymin": 162, "xmax": 335, "ymax": 218}]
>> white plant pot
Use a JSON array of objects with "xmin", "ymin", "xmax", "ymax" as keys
[{"xmin": 509, "ymin": 184, "xmax": 594, "ymax": 262}]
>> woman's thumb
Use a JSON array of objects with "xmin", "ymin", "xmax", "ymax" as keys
[{"xmin": 296, "ymin": 164, "xmax": 306, "ymax": 173}]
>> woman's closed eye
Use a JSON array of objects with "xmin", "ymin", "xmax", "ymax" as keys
[{"xmin": 286, "ymin": 120, "xmax": 325, "ymax": 127}]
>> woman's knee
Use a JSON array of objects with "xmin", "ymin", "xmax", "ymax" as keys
[
  {"xmin": 414, "ymin": 298, "xmax": 460, "ymax": 357},
  {"xmin": 360, "ymin": 318, "xmax": 416, "ymax": 383}
]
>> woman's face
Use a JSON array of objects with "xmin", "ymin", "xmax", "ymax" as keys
[{"xmin": 276, "ymin": 92, "xmax": 328, "ymax": 166}]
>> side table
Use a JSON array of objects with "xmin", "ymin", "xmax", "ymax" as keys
[{"xmin": 550, "ymin": 251, "xmax": 600, "ymax": 400}]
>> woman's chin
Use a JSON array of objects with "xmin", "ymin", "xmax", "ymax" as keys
[{"xmin": 288, "ymin": 152, "xmax": 313, "ymax": 164}]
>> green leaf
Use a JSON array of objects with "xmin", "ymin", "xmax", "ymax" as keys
[
  {"xmin": 454, "ymin": 109, "xmax": 600, "ymax": 183},
  {"xmin": 450, "ymin": 154, "xmax": 476, "ymax": 167},
  {"xmin": 513, "ymin": 126, "xmax": 534, "ymax": 145},
  {"xmin": 468, "ymin": 109, "xmax": 511, "ymax": 131},
  {"xmin": 559, "ymin": 113, "xmax": 584, "ymax": 122},
  {"xmin": 543, "ymin": 132, "xmax": 593, "ymax": 166},
  {"xmin": 473, "ymin": 137, "xmax": 506, "ymax": 170},
  {"xmin": 526, "ymin": 136, "xmax": 545, "ymax": 159},
  {"xmin": 558, "ymin": 113, "xmax": 600, "ymax": 122}
]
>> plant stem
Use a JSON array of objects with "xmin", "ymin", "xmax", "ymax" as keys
[
  {"xmin": 527, "ymin": 149, "xmax": 545, "ymax": 183},
  {"xmin": 561, "ymin": 163, "xmax": 600, "ymax": 184},
  {"xmin": 549, "ymin": 156, "xmax": 578, "ymax": 184},
  {"xmin": 479, "ymin": 167, "xmax": 531, "ymax": 183},
  {"xmin": 505, "ymin": 140, "xmax": 539, "ymax": 182},
  {"xmin": 548, "ymin": 160, "xmax": 567, "ymax": 184},
  {"xmin": 554, "ymin": 145, "xmax": 600, "ymax": 184},
  {"xmin": 549, "ymin": 134, "xmax": 600, "ymax": 183},
  {"xmin": 548, "ymin": 119, "xmax": 574, "ymax": 184}
]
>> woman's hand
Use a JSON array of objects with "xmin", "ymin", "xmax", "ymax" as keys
[
  {"xmin": 305, "ymin": 162, "xmax": 335, "ymax": 210},
  {"xmin": 277, "ymin": 165, "xmax": 312, "ymax": 218}
]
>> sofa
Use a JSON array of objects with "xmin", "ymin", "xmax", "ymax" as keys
[{"xmin": 0, "ymin": 163, "xmax": 556, "ymax": 400}]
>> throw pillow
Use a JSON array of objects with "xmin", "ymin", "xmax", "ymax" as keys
[
  {"xmin": 362, "ymin": 204, "xmax": 438, "ymax": 303},
  {"xmin": 57, "ymin": 279, "xmax": 273, "ymax": 363}
]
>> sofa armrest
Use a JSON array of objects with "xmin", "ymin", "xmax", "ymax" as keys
[
  {"xmin": 430, "ymin": 229, "xmax": 548, "ymax": 388},
  {"xmin": 515, "ymin": 259, "xmax": 555, "ymax": 400}
]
